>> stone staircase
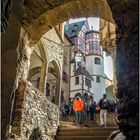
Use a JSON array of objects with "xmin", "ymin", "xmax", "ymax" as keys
[{"xmin": 55, "ymin": 122, "xmax": 118, "ymax": 140}]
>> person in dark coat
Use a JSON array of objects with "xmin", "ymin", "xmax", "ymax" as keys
[{"xmin": 89, "ymin": 101, "xmax": 96, "ymax": 121}]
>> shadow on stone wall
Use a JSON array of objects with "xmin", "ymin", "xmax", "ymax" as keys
[{"xmin": 29, "ymin": 127, "xmax": 43, "ymax": 140}]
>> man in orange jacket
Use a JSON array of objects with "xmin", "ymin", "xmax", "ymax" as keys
[{"xmin": 73, "ymin": 96, "xmax": 84, "ymax": 126}]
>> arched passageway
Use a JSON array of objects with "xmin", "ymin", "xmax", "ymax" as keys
[
  {"xmin": 46, "ymin": 60, "xmax": 61, "ymax": 105},
  {"xmin": 28, "ymin": 42, "xmax": 47, "ymax": 92},
  {"xmin": 2, "ymin": 0, "xmax": 138, "ymax": 140},
  {"xmin": 28, "ymin": 66, "xmax": 41, "ymax": 88}
]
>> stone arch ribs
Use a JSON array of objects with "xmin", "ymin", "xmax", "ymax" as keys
[
  {"xmin": 22, "ymin": 0, "xmax": 115, "ymax": 44},
  {"xmin": 28, "ymin": 66, "xmax": 41, "ymax": 80},
  {"xmin": 35, "ymin": 43, "xmax": 47, "ymax": 92}
]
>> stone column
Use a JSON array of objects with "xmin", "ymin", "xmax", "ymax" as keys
[
  {"xmin": 107, "ymin": 0, "xmax": 139, "ymax": 139},
  {"xmin": 43, "ymin": 63, "xmax": 49, "ymax": 96},
  {"xmin": 55, "ymin": 76, "xmax": 62, "ymax": 106},
  {"xmin": 110, "ymin": 47, "xmax": 117, "ymax": 101},
  {"xmin": 38, "ymin": 62, "xmax": 47, "ymax": 93}
]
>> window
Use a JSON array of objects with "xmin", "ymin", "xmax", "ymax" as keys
[
  {"xmin": 93, "ymin": 44, "xmax": 96, "ymax": 50},
  {"xmin": 89, "ymin": 43, "xmax": 93, "ymax": 50},
  {"xmin": 96, "ymin": 76, "xmax": 100, "ymax": 83},
  {"xmin": 79, "ymin": 40, "xmax": 85, "ymax": 48},
  {"xmin": 89, "ymin": 33, "xmax": 92, "ymax": 39},
  {"xmin": 73, "ymin": 24, "xmax": 78, "ymax": 30},
  {"xmin": 85, "ymin": 77, "xmax": 91, "ymax": 88},
  {"xmin": 93, "ymin": 34, "xmax": 97, "ymax": 38},
  {"xmin": 86, "ymin": 34, "xmax": 89, "ymax": 39},
  {"xmin": 95, "ymin": 57, "xmax": 100, "ymax": 64},
  {"xmin": 75, "ymin": 77, "xmax": 79, "ymax": 85},
  {"xmin": 96, "ymin": 44, "xmax": 101, "ymax": 50},
  {"xmin": 86, "ymin": 33, "xmax": 92, "ymax": 39},
  {"xmin": 71, "ymin": 29, "xmax": 76, "ymax": 36}
]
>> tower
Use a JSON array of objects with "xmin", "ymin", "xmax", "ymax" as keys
[{"xmin": 85, "ymin": 30, "xmax": 106, "ymax": 102}]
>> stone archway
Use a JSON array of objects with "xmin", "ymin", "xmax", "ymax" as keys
[
  {"xmin": 1, "ymin": 0, "xmax": 138, "ymax": 140},
  {"xmin": 28, "ymin": 42, "xmax": 47, "ymax": 92},
  {"xmin": 22, "ymin": 0, "xmax": 115, "ymax": 44},
  {"xmin": 28, "ymin": 66, "xmax": 41, "ymax": 88},
  {"xmin": 46, "ymin": 60, "xmax": 61, "ymax": 105}
]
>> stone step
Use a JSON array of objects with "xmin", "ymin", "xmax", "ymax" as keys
[
  {"xmin": 58, "ymin": 127, "xmax": 118, "ymax": 132},
  {"xmin": 57, "ymin": 131, "xmax": 112, "ymax": 136},
  {"xmin": 56, "ymin": 136, "xmax": 108, "ymax": 140},
  {"xmin": 56, "ymin": 122, "xmax": 118, "ymax": 140},
  {"xmin": 59, "ymin": 121, "xmax": 117, "ymax": 128},
  {"xmin": 59, "ymin": 125, "xmax": 117, "ymax": 129}
]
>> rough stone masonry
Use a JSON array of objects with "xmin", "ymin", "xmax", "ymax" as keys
[{"xmin": 8, "ymin": 82, "xmax": 59, "ymax": 140}]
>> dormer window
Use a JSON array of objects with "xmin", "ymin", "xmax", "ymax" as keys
[
  {"xmin": 71, "ymin": 29, "xmax": 76, "ymax": 36},
  {"xmin": 73, "ymin": 24, "xmax": 78, "ymax": 30}
]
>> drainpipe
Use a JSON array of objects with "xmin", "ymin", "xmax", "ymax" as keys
[
  {"xmin": 6, "ymin": 82, "xmax": 17, "ymax": 136},
  {"xmin": 81, "ymin": 66, "xmax": 84, "ymax": 99}
]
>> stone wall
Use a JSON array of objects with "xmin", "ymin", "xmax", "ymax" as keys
[
  {"xmin": 8, "ymin": 82, "xmax": 59, "ymax": 140},
  {"xmin": 107, "ymin": 0, "xmax": 139, "ymax": 139},
  {"xmin": 1, "ymin": 0, "xmax": 24, "ymax": 138}
]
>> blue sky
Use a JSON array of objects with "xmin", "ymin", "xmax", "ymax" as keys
[{"xmin": 69, "ymin": 17, "xmax": 113, "ymax": 80}]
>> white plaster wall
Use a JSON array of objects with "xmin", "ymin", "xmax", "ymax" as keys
[
  {"xmin": 86, "ymin": 55, "xmax": 106, "ymax": 103},
  {"xmin": 70, "ymin": 75, "xmax": 82, "ymax": 91},
  {"xmin": 86, "ymin": 55, "xmax": 104, "ymax": 76},
  {"xmin": 92, "ymin": 76, "xmax": 106, "ymax": 103},
  {"xmin": 70, "ymin": 90, "xmax": 82, "ymax": 98}
]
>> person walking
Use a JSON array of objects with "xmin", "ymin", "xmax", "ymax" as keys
[
  {"xmin": 73, "ymin": 96, "xmax": 84, "ymax": 127},
  {"xmin": 98, "ymin": 94, "xmax": 110, "ymax": 127},
  {"xmin": 89, "ymin": 101, "xmax": 96, "ymax": 121}
]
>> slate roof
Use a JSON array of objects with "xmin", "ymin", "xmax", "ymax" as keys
[
  {"xmin": 65, "ymin": 20, "xmax": 86, "ymax": 38},
  {"xmin": 75, "ymin": 67, "xmax": 93, "ymax": 80}
]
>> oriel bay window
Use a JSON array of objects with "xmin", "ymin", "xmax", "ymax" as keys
[{"xmin": 85, "ymin": 77, "xmax": 91, "ymax": 88}]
